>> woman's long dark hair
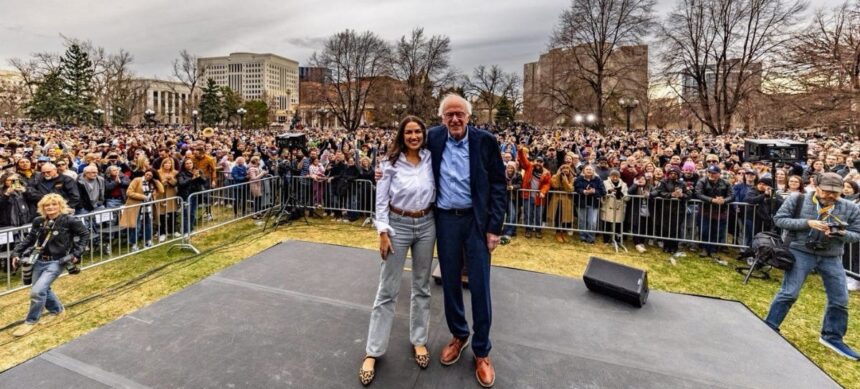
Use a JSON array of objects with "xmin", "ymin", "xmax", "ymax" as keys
[{"xmin": 387, "ymin": 115, "xmax": 427, "ymax": 166}]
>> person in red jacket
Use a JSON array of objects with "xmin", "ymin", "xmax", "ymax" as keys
[{"xmin": 518, "ymin": 147, "xmax": 551, "ymax": 238}]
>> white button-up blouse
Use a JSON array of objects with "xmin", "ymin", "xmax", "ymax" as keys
[{"xmin": 374, "ymin": 149, "xmax": 436, "ymax": 236}]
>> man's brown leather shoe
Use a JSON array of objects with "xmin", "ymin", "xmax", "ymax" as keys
[
  {"xmin": 475, "ymin": 356, "xmax": 495, "ymax": 387},
  {"xmin": 440, "ymin": 336, "xmax": 469, "ymax": 366}
]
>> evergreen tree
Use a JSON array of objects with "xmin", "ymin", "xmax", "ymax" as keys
[
  {"xmin": 242, "ymin": 100, "xmax": 269, "ymax": 129},
  {"xmin": 199, "ymin": 78, "xmax": 223, "ymax": 127},
  {"xmin": 221, "ymin": 86, "xmax": 243, "ymax": 127},
  {"xmin": 494, "ymin": 97, "xmax": 514, "ymax": 126},
  {"xmin": 60, "ymin": 43, "xmax": 96, "ymax": 124},
  {"xmin": 27, "ymin": 70, "xmax": 65, "ymax": 123}
]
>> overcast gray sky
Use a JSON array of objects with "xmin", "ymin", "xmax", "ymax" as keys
[{"xmin": 0, "ymin": 0, "xmax": 846, "ymax": 80}]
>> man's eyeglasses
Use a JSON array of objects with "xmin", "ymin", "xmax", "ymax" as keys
[{"xmin": 443, "ymin": 112, "xmax": 467, "ymax": 120}]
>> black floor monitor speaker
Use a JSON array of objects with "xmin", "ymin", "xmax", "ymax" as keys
[{"xmin": 583, "ymin": 256, "xmax": 649, "ymax": 307}]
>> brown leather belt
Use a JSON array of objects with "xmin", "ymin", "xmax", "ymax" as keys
[{"xmin": 389, "ymin": 205, "xmax": 433, "ymax": 218}]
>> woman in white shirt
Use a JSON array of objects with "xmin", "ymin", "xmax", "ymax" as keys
[{"xmin": 361, "ymin": 116, "xmax": 435, "ymax": 385}]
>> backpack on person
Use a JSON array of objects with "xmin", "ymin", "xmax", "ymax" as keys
[{"xmin": 739, "ymin": 193, "xmax": 804, "ymax": 271}]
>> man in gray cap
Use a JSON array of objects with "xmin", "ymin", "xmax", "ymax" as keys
[{"xmin": 767, "ymin": 172, "xmax": 860, "ymax": 360}]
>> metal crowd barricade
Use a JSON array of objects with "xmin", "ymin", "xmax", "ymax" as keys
[
  {"xmin": 182, "ymin": 175, "xmax": 283, "ymax": 238},
  {"xmin": 620, "ymin": 196, "xmax": 758, "ymax": 250},
  {"xmin": 0, "ymin": 196, "xmax": 184, "ymax": 296},
  {"xmin": 500, "ymin": 189, "xmax": 762, "ymax": 253},
  {"xmin": 845, "ymin": 242, "xmax": 860, "ymax": 279},
  {"xmin": 504, "ymin": 189, "xmax": 624, "ymax": 250},
  {"xmin": 283, "ymin": 176, "xmax": 377, "ymax": 221}
]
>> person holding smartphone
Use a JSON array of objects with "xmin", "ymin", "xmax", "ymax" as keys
[{"xmin": 361, "ymin": 116, "xmax": 436, "ymax": 385}]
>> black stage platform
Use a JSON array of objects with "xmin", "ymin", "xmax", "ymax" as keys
[{"xmin": 0, "ymin": 241, "xmax": 838, "ymax": 388}]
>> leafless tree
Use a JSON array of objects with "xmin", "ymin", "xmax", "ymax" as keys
[
  {"xmin": 8, "ymin": 51, "xmax": 62, "ymax": 99},
  {"xmin": 392, "ymin": 28, "xmax": 459, "ymax": 120},
  {"xmin": 463, "ymin": 65, "xmax": 509, "ymax": 124},
  {"xmin": 659, "ymin": 0, "xmax": 806, "ymax": 134},
  {"xmin": 770, "ymin": 2, "xmax": 860, "ymax": 129},
  {"xmin": 173, "ymin": 49, "xmax": 206, "ymax": 109},
  {"xmin": 308, "ymin": 29, "xmax": 392, "ymax": 132},
  {"xmin": 550, "ymin": 0, "xmax": 656, "ymax": 130}
]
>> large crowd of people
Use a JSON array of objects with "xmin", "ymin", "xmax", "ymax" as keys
[{"xmin": 0, "ymin": 120, "xmax": 858, "ymax": 287}]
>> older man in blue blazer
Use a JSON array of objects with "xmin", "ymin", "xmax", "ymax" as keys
[{"xmin": 428, "ymin": 94, "xmax": 506, "ymax": 387}]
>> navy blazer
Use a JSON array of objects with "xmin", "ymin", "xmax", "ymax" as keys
[{"xmin": 427, "ymin": 125, "xmax": 507, "ymax": 236}]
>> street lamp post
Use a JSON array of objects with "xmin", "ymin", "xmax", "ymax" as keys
[
  {"xmin": 618, "ymin": 97, "xmax": 640, "ymax": 133},
  {"xmin": 237, "ymin": 108, "xmax": 247, "ymax": 130},
  {"xmin": 192, "ymin": 110, "xmax": 199, "ymax": 132},
  {"xmin": 93, "ymin": 108, "xmax": 105, "ymax": 127},
  {"xmin": 144, "ymin": 109, "xmax": 155, "ymax": 129},
  {"xmin": 585, "ymin": 113, "xmax": 596, "ymax": 129}
]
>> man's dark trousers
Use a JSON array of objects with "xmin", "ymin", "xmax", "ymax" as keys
[{"xmin": 436, "ymin": 209, "xmax": 492, "ymax": 358}]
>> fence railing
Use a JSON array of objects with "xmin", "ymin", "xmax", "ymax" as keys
[
  {"xmin": 1, "ymin": 177, "xmax": 856, "ymax": 297},
  {"xmin": 0, "ymin": 176, "xmax": 380, "ymax": 296},
  {"xmin": 0, "ymin": 196, "xmax": 184, "ymax": 295}
]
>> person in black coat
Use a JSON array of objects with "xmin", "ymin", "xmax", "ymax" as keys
[
  {"xmin": 694, "ymin": 165, "xmax": 735, "ymax": 257},
  {"xmin": 651, "ymin": 167, "xmax": 691, "ymax": 253},
  {"xmin": 26, "ymin": 163, "xmax": 81, "ymax": 211},
  {"xmin": 0, "ymin": 172, "xmax": 35, "ymax": 228},
  {"xmin": 178, "ymin": 158, "xmax": 208, "ymax": 234},
  {"xmin": 743, "ymin": 177, "xmax": 783, "ymax": 237},
  {"xmin": 502, "ymin": 161, "xmax": 523, "ymax": 239},
  {"xmin": 11, "ymin": 193, "xmax": 88, "ymax": 337}
]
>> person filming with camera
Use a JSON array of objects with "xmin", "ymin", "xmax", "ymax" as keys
[
  {"xmin": 766, "ymin": 172, "xmax": 860, "ymax": 360},
  {"xmin": 10, "ymin": 193, "xmax": 89, "ymax": 337}
]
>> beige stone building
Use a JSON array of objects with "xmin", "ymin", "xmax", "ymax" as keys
[
  {"xmin": 199, "ymin": 52, "xmax": 299, "ymax": 123},
  {"xmin": 523, "ymin": 45, "xmax": 648, "ymax": 127},
  {"xmin": 0, "ymin": 69, "xmax": 28, "ymax": 123},
  {"xmin": 127, "ymin": 79, "xmax": 192, "ymax": 125}
]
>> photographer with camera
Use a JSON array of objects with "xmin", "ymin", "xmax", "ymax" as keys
[
  {"xmin": 766, "ymin": 172, "xmax": 860, "ymax": 360},
  {"xmin": 0, "ymin": 172, "xmax": 35, "ymax": 228},
  {"xmin": 10, "ymin": 193, "xmax": 88, "ymax": 337}
]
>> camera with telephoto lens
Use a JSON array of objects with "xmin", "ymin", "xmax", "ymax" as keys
[
  {"xmin": 60, "ymin": 255, "xmax": 81, "ymax": 275},
  {"xmin": 17, "ymin": 254, "xmax": 36, "ymax": 285}
]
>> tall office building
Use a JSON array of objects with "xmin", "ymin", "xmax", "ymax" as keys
[{"xmin": 199, "ymin": 52, "xmax": 299, "ymax": 122}]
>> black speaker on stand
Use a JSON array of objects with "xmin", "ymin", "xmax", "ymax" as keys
[{"xmin": 583, "ymin": 256, "xmax": 649, "ymax": 307}]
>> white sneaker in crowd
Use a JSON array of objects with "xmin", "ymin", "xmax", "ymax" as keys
[
  {"xmin": 847, "ymin": 277, "xmax": 860, "ymax": 292},
  {"xmin": 131, "ymin": 244, "xmax": 139, "ymax": 252},
  {"xmin": 635, "ymin": 244, "xmax": 646, "ymax": 253},
  {"xmin": 174, "ymin": 232, "xmax": 182, "ymax": 238},
  {"xmin": 145, "ymin": 241, "xmax": 153, "ymax": 248},
  {"xmin": 158, "ymin": 235, "xmax": 166, "ymax": 243}
]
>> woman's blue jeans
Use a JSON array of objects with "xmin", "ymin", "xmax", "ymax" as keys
[{"xmin": 26, "ymin": 260, "xmax": 63, "ymax": 323}]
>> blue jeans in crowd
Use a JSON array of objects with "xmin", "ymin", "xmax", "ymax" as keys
[
  {"xmin": 129, "ymin": 211, "xmax": 154, "ymax": 245},
  {"xmin": 765, "ymin": 248, "xmax": 849, "ymax": 341},
  {"xmin": 182, "ymin": 196, "xmax": 198, "ymax": 234},
  {"xmin": 578, "ymin": 207, "xmax": 598, "ymax": 243},
  {"xmin": 26, "ymin": 260, "xmax": 64, "ymax": 324},
  {"xmin": 503, "ymin": 201, "xmax": 517, "ymax": 236},
  {"xmin": 701, "ymin": 217, "xmax": 727, "ymax": 254},
  {"xmin": 523, "ymin": 197, "xmax": 542, "ymax": 232}
]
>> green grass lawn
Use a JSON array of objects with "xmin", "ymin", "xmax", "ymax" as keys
[{"xmin": 0, "ymin": 218, "xmax": 858, "ymax": 387}]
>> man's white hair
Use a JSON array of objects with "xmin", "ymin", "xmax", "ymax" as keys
[{"xmin": 437, "ymin": 93, "xmax": 472, "ymax": 117}]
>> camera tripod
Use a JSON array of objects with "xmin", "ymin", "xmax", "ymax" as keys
[{"xmin": 264, "ymin": 192, "xmax": 309, "ymax": 231}]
